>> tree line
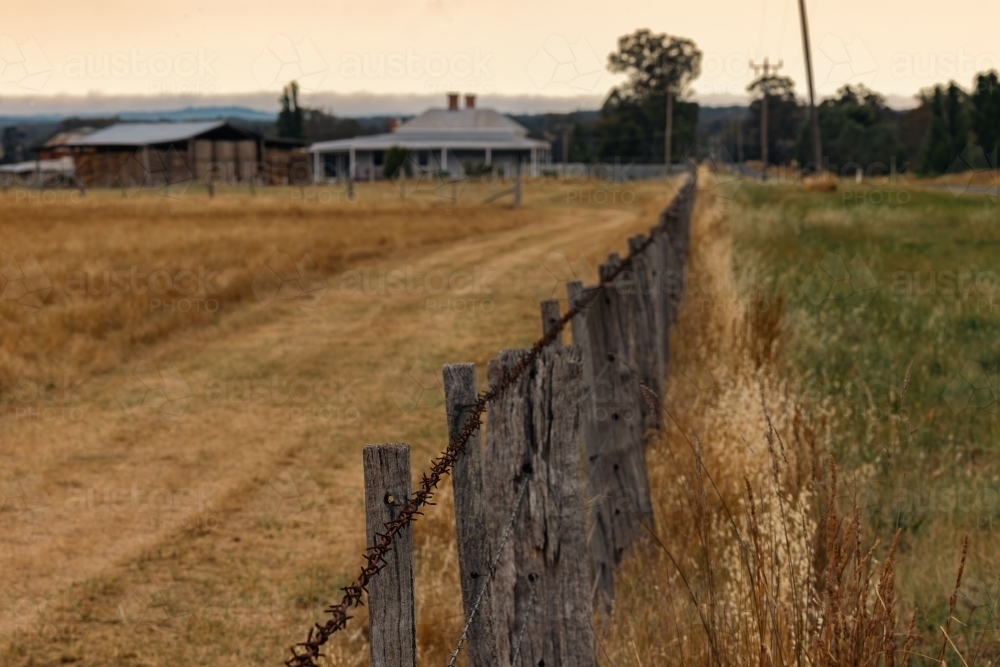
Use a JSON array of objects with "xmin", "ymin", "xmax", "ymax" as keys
[{"xmin": 527, "ymin": 29, "xmax": 1000, "ymax": 175}]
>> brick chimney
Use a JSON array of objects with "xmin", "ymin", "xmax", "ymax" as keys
[
  {"xmin": 388, "ymin": 118, "xmax": 399, "ymax": 132},
  {"xmin": 465, "ymin": 94, "xmax": 476, "ymax": 109},
  {"xmin": 447, "ymin": 93, "xmax": 459, "ymax": 110}
]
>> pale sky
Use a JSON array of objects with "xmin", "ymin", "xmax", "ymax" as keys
[{"xmin": 1, "ymin": 0, "xmax": 997, "ymax": 113}]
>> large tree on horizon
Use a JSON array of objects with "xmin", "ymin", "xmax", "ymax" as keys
[{"xmin": 607, "ymin": 29, "xmax": 702, "ymax": 169}]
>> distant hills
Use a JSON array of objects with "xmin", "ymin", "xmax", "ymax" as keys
[
  {"xmin": 0, "ymin": 105, "xmax": 275, "ymax": 126},
  {"xmin": 118, "ymin": 106, "xmax": 276, "ymax": 122}
]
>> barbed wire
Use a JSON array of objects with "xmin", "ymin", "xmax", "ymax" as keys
[{"xmin": 285, "ymin": 173, "xmax": 698, "ymax": 667}]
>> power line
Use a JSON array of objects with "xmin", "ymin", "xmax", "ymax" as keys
[
  {"xmin": 757, "ymin": 0, "xmax": 769, "ymax": 55},
  {"xmin": 777, "ymin": 0, "xmax": 791, "ymax": 55}
]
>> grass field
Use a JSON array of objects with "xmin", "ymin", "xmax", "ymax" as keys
[
  {"xmin": 2, "ymin": 172, "xmax": 999, "ymax": 666},
  {"xmin": 597, "ymin": 175, "xmax": 1000, "ymax": 665},
  {"xmin": 0, "ymin": 177, "xmax": 682, "ymax": 666},
  {"xmin": 731, "ymin": 180, "xmax": 1000, "ymax": 658}
]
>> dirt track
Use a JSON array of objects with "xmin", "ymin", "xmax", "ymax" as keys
[{"xmin": 0, "ymin": 181, "xmax": 679, "ymax": 666}]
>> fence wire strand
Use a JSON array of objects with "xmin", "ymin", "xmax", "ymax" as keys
[
  {"xmin": 509, "ymin": 574, "xmax": 539, "ymax": 667},
  {"xmin": 445, "ymin": 473, "xmax": 531, "ymax": 667},
  {"xmin": 286, "ymin": 174, "xmax": 697, "ymax": 667}
]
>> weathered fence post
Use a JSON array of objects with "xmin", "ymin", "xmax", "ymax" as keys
[
  {"xmin": 443, "ymin": 364, "xmax": 497, "ymax": 667},
  {"xmin": 625, "ymin": 234, "xmax": 666, "ymax": 426},
  {"xmin": 653, "ymin": 179, "xmax": 697, "ymax": 356},
  {"xmin": 540, "ymin": 298, "xmax": 562, "ymax": 343},
  {"xmin": 572, "ymin": 264, "xmax": 654, "ymax": 607},
  {"xmin": 567, "ymin": 279, "xmax": 610, "ymax": 604},
  {"xmin": 483, "ymin": 346, "xmax": 594, "ymax": 667},
  {"xmin": 363, "ymin": 443, "xmax": 416, "ymax": 667},
  {"xmin": 646, "ymin": 223, "xmax": 674, "ymax": 377}
]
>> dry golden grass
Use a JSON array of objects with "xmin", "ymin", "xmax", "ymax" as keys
[
  {"xmin": 0, "ymin": 177, "xmax": 681, "ymax": 667},
  {"xmin": 0, "ymin": 183, "xmax": 553, "ymax": 383},
  {"xmin": 592, "ymin": 187, "xmax": 821, "ymax": 664},
  {"xmin": 6, "ymin": 172, "xmax": 988, "ymax": 667},
  {"xmin": 802, "ymin": 172, "xmax": 839, "ymax": 192},
  {"xmin": 594, "ymin": 179, "xmax": 991, "ymax": 666}
]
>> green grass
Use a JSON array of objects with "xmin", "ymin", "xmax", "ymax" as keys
[{"xmin": 728, "ymin": 182, "xmax": 1000, "ymax": 660}]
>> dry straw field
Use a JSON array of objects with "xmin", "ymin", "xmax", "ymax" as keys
[
  {"xmin": 0, "ymin": 178, "xmax": 676, "ymax": 666},
  {"xmin": 2, "ymin": 173, "xmax": 998, "ymax": 666}
]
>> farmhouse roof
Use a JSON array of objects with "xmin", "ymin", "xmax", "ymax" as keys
[
  {"xmin": 308, "ymin": 106, "xmax": 547, "ymax": 153},
  {"xmin": 395, "ymin": 108, "xmax": 527, "ymax": 134}
]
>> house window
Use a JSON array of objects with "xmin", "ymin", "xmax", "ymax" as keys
[
  {"xmin": 418, "ymin": 150, "xmax": 428, "ymax": 166},
  {"xmin": 373, "ymin": 151, "xmax": 383, "ymax": 166}
]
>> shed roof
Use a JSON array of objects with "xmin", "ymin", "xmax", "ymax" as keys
[{"xmin": 65, "ymin": 121, "xmax": 229, "ymax": 147}]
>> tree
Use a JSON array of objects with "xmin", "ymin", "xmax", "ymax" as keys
[
  {"xmin": 945, "ymin": 81, "xmax": 968, "ymax": 154},
  {"xmin": 794, "ymin": 84, "xmax": 906, "ymax": 172},
  {"xmin": 607, "ymin": 29, "xmax": 702, "ymax": 168},
  {"xmin": 971, "ymin": 70, "xmax": 1000, "ymax": 159},
  {"xmin": 383, "ymin": 145, "xmax": 411, "ymax": 179},
  {"xmin": 567, "ymin": 122, "xmax": 592, "ymax": 162},
  {"xmin": 1, "ymin": 127, "xmax": 27, "ymax": 164},
  {"xmin": 745, "ymin": 75, "xmax": 802, "ymax": 165},
  {"xmin": 592, "ymin": 88, "xmax": 698, "ymax": 163},
  {"xmin": 921, "ymin": 82, "xmax": 969, "ymax": 174},
  {"xmin": 276, "ymin": 81, "xmax": 304, "ymax": 139}
]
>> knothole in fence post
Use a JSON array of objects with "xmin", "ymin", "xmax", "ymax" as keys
[{"xmin": 363, "ymin": 443, "xmax": 416, "ymax": 667}]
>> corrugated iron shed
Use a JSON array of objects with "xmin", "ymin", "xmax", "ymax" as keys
[{"xmin": 65, "ymin": 121, "xmax": 228, "ymax": 146}]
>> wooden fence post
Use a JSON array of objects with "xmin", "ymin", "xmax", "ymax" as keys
[
  {"xmin": 363, "ymin": 443, "xmax": 416, "ymax": 667},
  {"xmin": 624, "ymin": 235, "xmax": 665, "ymax": 428},
  {"xmin": 567, "ymin": 279, "xmax": 610, "ymax": 604},
  {"xmin": 540, "ymin": 299, "xmax": 562, "ymax": 343},
  {"xmin": 596, "ymin": 251, "xmax": 660, "ymax": 438},
  {"xmin": 646, "ymin": 223, "xmax": 674, "ymax": 378},
  {"xmin": 653, "ymin": 184, "xmax": 696, "ymax": 350},
  {"xmin": 483, "ymin": 346, "xmax": 594, "ymax": 667},
  {"xmin": 443, "ymin": 363, "xmax": 497, "ymax": 667},
  {"xmin": 572, "ymin": 265, "xmax": 654, "ymax": 607}
]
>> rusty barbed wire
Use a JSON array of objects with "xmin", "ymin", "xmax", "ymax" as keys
[{"xmin": 286, "ymin": 174, "xmax": 698, "ymax": 667}]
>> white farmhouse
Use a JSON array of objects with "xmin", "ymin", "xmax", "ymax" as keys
[{"xmin": 307, "ymin": 94, "xmax": 551, "ymax": 182}]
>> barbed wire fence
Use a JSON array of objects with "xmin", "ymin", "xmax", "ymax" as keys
[{"xmin": 286, "ymin": 172, "xmax": 698, "ymax": 667}]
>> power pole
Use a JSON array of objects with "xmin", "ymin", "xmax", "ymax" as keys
[
  {"xmin": 749, "ymin": 57, "xmax": 783, "ymax": 168},
  {"xmin": 798, "ymin": 0, "xmax": 823, "ymax": 171}
]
